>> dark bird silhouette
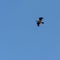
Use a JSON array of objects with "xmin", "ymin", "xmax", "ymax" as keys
[{"xmin": 36, "ymin": 17, "xmax": 44, "ymax": 26}]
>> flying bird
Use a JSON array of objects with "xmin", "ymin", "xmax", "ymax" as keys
[{"xmin": 36, "ymin": 17, "xmax": 44, "ymax": 26}]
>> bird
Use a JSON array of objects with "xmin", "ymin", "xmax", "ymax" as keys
[{"xmin": 36, "ymin": 17, "xmax": 44, "ymax": 26}]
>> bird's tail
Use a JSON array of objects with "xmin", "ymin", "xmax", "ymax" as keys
[{"xmin": 42, "ymin": 22, "xmax": 44, "ymax": 24}]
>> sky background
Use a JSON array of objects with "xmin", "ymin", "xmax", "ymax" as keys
[{"xmin": 0, "ymin": 0, "xmax": 60, "ymax": 60}]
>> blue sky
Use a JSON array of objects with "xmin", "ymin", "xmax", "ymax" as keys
[{"xmin": 0, "ymin": 0, "xmax": 60, "ymax": 60}]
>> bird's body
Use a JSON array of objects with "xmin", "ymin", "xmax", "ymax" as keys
[{"xmin": 36, "ymin": 17, "xmax": 44, "ymax": 26}]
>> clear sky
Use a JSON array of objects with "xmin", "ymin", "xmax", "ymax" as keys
[{"xmin": 0, "ymin": 0, "xmax": 60, "ymax": 60}]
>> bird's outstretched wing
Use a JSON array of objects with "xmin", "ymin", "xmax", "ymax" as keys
[{"xmin": 39, "ymin": 17, "xmax": 43, "ymax": 20}]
